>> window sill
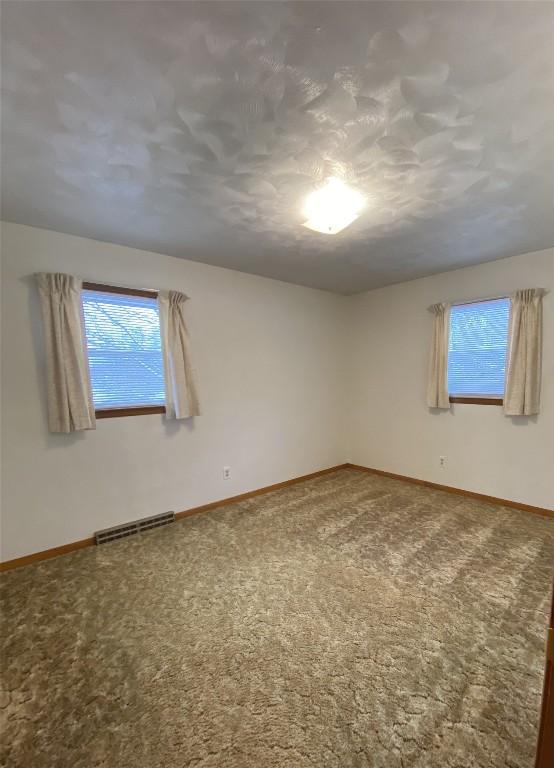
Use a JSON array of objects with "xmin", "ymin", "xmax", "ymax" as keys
[
  {"xmin": 95, "ymin": 406, "xmax": 166, "ymax": 419},
  {"xmin": 449, "ymin": 397, "xmax": 503, "ymax": 406}
]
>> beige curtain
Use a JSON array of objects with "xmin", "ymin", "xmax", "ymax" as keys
[
  {"xmin": 35, "ymin": 273, "xmax": 96, "ymax": 433},
  {"xmin": 427, "ymin": 302, "xmax": 451, "ymax": 409},
  {"xmin": 158, "ymin": 291, "xmax": 200, "ymax": 419},
  {"xmin": 504, "ymin": 289, "xmax": 544, "ymax": 416}
]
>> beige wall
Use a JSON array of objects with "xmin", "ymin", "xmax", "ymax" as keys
[
  {"xmin": 1, "ymin": 223, "xmax": 552, "ymax": 561},
  {"xmin": 0, "ymin": 223, "xmax": 349, "ymax": 561},
  {"xmin": 347, "ymin": 249, "xmax": 554, "ymax": 509}
]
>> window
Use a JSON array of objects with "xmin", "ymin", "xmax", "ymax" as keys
[
  {"xmin": 81, "ymin": 284, "xmax": 165, "ymax": 416},
  {"xmin": 447, "ymin": 298, "xmax": 510, "ymax": 403}
]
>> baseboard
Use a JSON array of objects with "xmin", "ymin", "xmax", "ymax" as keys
[
  {"xmin": 0, "ymin": 464, "xmax": 349, "ymax": 572},
  {"xmin": 345, "ymin": 463, "xmax": 554, "ymax": 519},
  {"xmin": 0, "ymin": 537, "xmax": 95, "ymax": 573},
  {"xmin": 3, "ymin": 461, "xmax": 550, "ymax": 572},
  {"xmin": 175, "ymin": 464, "xmax": 349, "ymax": 521}
]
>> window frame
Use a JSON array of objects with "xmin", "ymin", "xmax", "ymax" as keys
[
  {"xmin": 82, "ymin": 282, "xmax": 166, "ymax": 419},
  {"xmin": 449, "ymin": 396, "xmax": 503, "ymax": 406},
  {"xmin": 447, "ymin": 297, "xmax": 511, "ymax": 407}
]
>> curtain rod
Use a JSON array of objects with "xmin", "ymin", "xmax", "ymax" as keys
[{"xmin": 428, "ymin": 287, "xmax": 547, "ymax": 311}]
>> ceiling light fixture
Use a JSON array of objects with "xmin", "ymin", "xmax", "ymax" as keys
[{"xmin": 302, "ymin": 177, "xmax": 364, "ymax": 235}]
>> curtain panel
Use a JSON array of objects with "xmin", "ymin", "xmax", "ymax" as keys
[
  {"xmin": 35, "ymin": 273, "xmax": 96, "ymax": 433},
  {"xmin": 427, "ymin": 302, "xmax": 451, "ymax": 409},
  {"xmin": 158, "ymin": 290, "xmax": 200, "ymax": 419},
  {"xmin": 504, "ymin": 288, "xmax": 544, "ymax": 416}
]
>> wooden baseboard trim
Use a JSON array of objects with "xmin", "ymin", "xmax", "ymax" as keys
[
  {"xmin": 175, "ymin": 464, "xmax": 350, "ymax": 520},
  {"xmin": 345, "ymin": 463, "xmax": 554, "ymax": 519},
  {"xmin": 0, "ymin": 464, "xmax": 349, "ymax": 572},
  {"xmin": 0, "ymin": 537, "xmax": 95, "ymax": 573},
  {"xmin": 3, "ymin": 461, "xmax": 549, "ymax": 572}
]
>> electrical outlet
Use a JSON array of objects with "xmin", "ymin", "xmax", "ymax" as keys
[
  {"xmin": 439, "ymin": 456, "xmax": 446, "ymax": 468},
  {"xmin": 223, "ymin": 466, "xmax": 231, "ymax": 480}
]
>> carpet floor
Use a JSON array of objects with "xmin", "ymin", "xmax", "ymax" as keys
[{"xmin": 1, "ymin": 468, "xmax": 553, "ymax": 768}]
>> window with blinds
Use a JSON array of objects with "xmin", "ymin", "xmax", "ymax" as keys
[
  {"xmin": 81, "ymin": 289, "xmax": 165, "ymax": 410},
  {"xmin": 447, "ymin": 298, "xmax": 511, "ymax": 397}
]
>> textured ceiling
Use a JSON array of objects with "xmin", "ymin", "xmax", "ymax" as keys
[{"xmin": 2, "ymin": 1, "xmax": 554, "ymax": 294}]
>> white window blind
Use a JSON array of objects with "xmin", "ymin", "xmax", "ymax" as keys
[
  {"xmin": 447, "ymin": 298, "xmax": 511, "ymax": 397},
  {"xmin": 81, "ymin": 290, "xmax": 165, "ymax": 409}
]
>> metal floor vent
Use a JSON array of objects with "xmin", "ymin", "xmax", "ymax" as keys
[{"xmin": 95, "ymin": 511, "xmax": 175, "ymax": 545}]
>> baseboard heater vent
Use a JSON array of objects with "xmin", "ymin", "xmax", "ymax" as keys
[{"xmin": 95, "ymin": 511, "xmax": 175, "ymax": 545}]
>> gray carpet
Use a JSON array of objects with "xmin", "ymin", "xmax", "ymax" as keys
[{"xmin": 1, "ymin": 468, "xmax": 553, "ymax": 768}]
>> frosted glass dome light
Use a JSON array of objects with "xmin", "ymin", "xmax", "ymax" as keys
[{"xmin": 302, "ymin": 177, "xmax": 364, "ymax": 235}]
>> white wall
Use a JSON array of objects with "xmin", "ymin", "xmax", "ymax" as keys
[
  {"xmin": 0, "ymin": 223, "xmax": 349, "ymax": 561},
  {"xmin": 347, "ymin": 249, "xmax": 554, "ymax": 509}
]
